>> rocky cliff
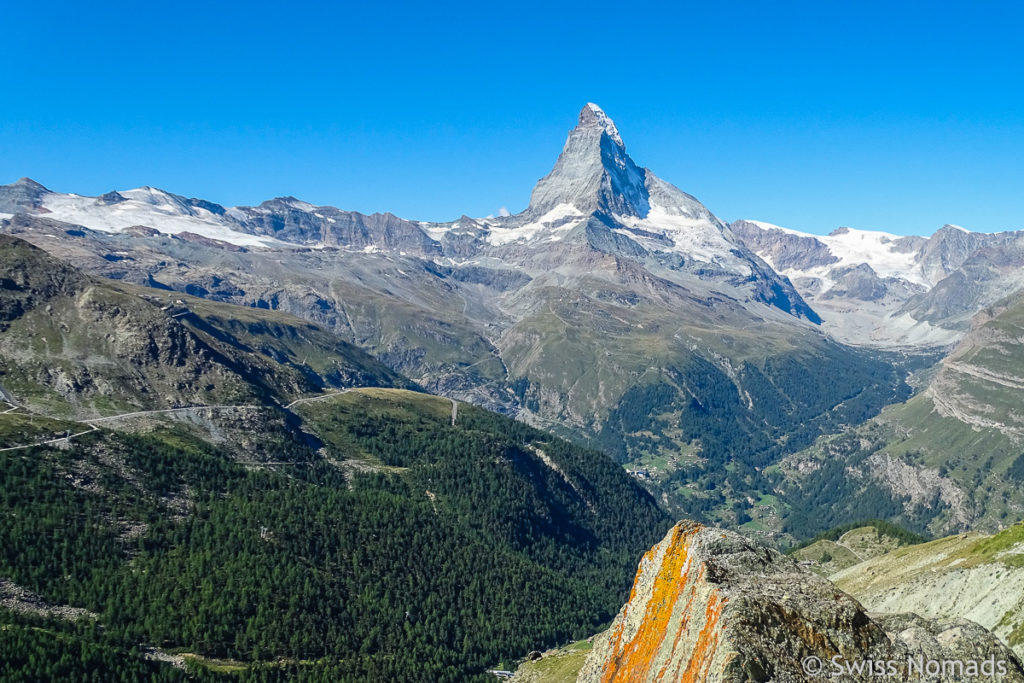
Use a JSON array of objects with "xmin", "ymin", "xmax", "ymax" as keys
[
  {"xmin": 577, "ymin": 522, "xmax": 1024, "ymax": 682},
  {"xmin": 0, "ymin": 234, "xmax": 409, "ymax": 418}
]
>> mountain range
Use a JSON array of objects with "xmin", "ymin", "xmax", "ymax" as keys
[
  {"xmin": 0, "ymin": 104, "xmax": 928, "ymax": 524},
  {"xmin": 4, "ymin": 105, "xmax": 1024, "ymax": 530},
  {"xmin": 6, "ymin": 103, "xmax": 1024, "ymax": 679},
  {"xmin": 733, "ymin": 219, "xmax": 1024, "ymax": 348}
]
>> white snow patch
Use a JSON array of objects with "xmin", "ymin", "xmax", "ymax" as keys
[
  {"xmin": 746, "ymin": 220, "xmax": 930, "ymax": 288},
  {"xmin": 420, "ymin": 224, "xmax": 451, "ymax": 241},
  {"xmin": 818, "ymin": 228, "xmax": 929, "ymax": 286},
  {"xmin": 36, "ymin": 192, "xmax": 289, "ymax": 248},
  {"xmin": 616, "ymin": 205, "xmax": 747, "ymax": 271},
  {"xmin": 739, "ymin": 219, "xmax": 811, "ymax": 237},
  {"xmin": 485, "ymin": 204, "xmax": 583, "ymax": 246},
  {"xmin": 285, "ymin": 199, "xmax": 317, "ymax": 212},
  {"xmin": 583, "ymin": 103, "xmax": 623, "ymax": 146}
]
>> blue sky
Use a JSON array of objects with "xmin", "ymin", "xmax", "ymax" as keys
[{"xmin": 2, "ymin": 1, "xmax": 1023, "ymax": 235}]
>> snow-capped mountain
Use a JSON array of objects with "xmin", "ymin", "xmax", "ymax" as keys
[
  {"xmin": 0, "ymin": 178, "xmax": 442, "ymax": 256},
  {"xmin": 419, "ymin": 103, "xmax": 820, "ymax": 322},
  {"xmin": 1, "ymin": 104, "xmax": 877, "ymax": 436},
  {"xmin": 0, "ymin": 104, "xmax": 819, "ymax": 324},
  {"xmin": 1, "ymin": 181, "xmax": 285, "ymax": 248},
  {"xmin": 732, "ymin": 220, "xmax": 1024, "ymax": 348},
  {"xmin": 0, "ymin": 103, "xmax": 925, "ymax": 520},
  {"xmin": 512, "ymin": 104, "xmax": 758, "ymax": 261}
]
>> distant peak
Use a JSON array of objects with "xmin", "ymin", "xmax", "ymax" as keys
[
  {"xmin": 130, "ymin": 186, "xmax": 167, "ymax": 196},
  {"xmin": 97, "ymin": 191, "xmax": 127, "ymax": 205},
  {"xmin": 13, "ymin": 177, "xmax": 50, "ymax": 192},
  {"xmin": 258, "ymin": 196, "xmax": 316, "ymax": 212},
  {"xmin": 577, "ymin": 102, "xmax": 623, "ymax": 147}
]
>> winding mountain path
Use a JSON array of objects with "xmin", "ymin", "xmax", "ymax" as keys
[
  {"xmin": 85, "ymin": 404, "xmax": 261, "ymax": 423},
  {"xmin": 283, "ymin": 389, "xmax": 351, "ymax": 409},
  {"xmin": 0, "ymin": 424, "xmax": 99, "ymax": 453},
  {"xmin": 0, "ymin": 388, "xmax": 361, "ymax": 453}
]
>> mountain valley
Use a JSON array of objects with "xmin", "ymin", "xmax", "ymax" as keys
[
  {"xmin": 778, "ymin": 290, "xmax": 1024, "ymax": 540},
  {"xmin": 0, "ymin": 106, "xmax": 931, "ymax": 527},
  {"xmin": 5, "ymin": 103, "xmax": 1024, "ymax": 680}
]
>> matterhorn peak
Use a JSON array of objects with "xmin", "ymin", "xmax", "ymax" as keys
[
  {"xmin": 578, "ymin": 103, "xmax": 624, "ymax": 147},
  {"xmin": 524, "ymin": 104, "xmax": 728, "ymax": 224},
  {"xmin": 526, "ymin": 103, "xmax": 649, "ymax": 218}
]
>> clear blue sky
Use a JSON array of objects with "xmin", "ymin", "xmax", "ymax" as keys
[{"xmin": 2, "ymin": 1, "xmax": 1023, "ymax": 235}]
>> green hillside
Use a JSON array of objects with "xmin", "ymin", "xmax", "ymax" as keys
[
  {"xmin": 787, "ymin": 520, "xmax": 927, "ymax": 575},
  {"xmin": 779, "ymin": 292, "xmax": 1024, "ymax": 540},
  {"xmin": 833, "ymin": 521, "xmax": 1024, "ymax": 658},
  {"xmin": 0, "ymin": 388, "xmax": 670, "ymax": 681},
  {"xmin": 590, "ymin": 341, "xmax": 913, "ymax": 528}
]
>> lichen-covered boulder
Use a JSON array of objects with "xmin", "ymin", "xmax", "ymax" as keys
[{"xmin": 578, "ymin": 521, "xmax": 1024, "ymax": 682}]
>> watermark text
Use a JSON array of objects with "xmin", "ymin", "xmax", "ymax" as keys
[{"xmin": 801, "ymin": 654, "xmax": 1010, "ymax": 678}]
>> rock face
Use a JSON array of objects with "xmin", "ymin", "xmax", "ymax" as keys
[
  {"xmin": 0, "ymin": 234, "xmax": 408, "ymax": 418},
  {"xmin": 730, "ymin": 220, "xmax": 839, "ymax": 272},
  {"xmin": 578, "ymin": 522, "xmax": 1024, "ymax": 682},
  {"xmin": 527, "ymin": 103, "xmax": 649, "ymax": 218},
  {"xmin": 732, "ymin": 219, "xmax": 1024, "ymax": 349},
  {"xmin": 0, "ymin": 177, "xmax": 51, "ymax": 213}
]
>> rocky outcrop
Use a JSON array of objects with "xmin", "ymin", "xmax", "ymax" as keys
[
  {"xmin": 0, "ymin": 177, "xmax": 51, "ymax": 213},
  {"xmin": 578, "ymin": 522, "xmax": 1024, "ymax": 682},
  {"xmin": 730, "ymin": 220, "xmax": 838, "ymax": 272},
  {"xmin": 175, "ymin": 230, "xmax": 247, "ymax": 252},
  {"xmin": 0, "ymin": 578, "xmax": 96, "ymax": 621}
]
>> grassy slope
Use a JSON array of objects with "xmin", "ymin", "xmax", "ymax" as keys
[
  {"xmin": 790, "ymin": 525, "xmax": 909, "ymax": 575},
  {"xmin": 833, "ymin": 522, "xmax": 1024, "ymax": 656},
  {"xmin": 509, "ymin": 640, "xmax": 593, "ymax": 683}
]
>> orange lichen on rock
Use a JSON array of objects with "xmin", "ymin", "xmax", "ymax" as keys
[
  {"xmin": 597, "ymin": 522, "xmax": 727, "ymax": 682},
  {"xmin": 678, "ymin": 589, "xmax": 725, "ymax": 682},
  {"xmin": 580, "ymin": 521, "xmax": 1024, "ymax": 683}
]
